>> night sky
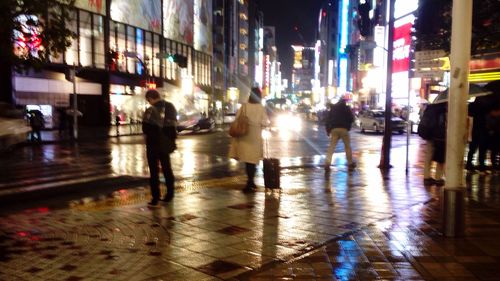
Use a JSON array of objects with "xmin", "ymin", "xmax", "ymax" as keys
[{"xmin": 256, "ymin": 0, "xmax": 325, "ymax": 83}]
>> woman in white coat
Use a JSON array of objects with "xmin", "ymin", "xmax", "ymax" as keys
[{"xmin": 229, "ymin": 87, "xmax": 270, "ymax": 192}]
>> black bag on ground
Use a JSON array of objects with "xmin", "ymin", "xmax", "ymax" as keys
[{"xmin": 263, "ymin": 158, "xmax": 280, "ymax": 189}]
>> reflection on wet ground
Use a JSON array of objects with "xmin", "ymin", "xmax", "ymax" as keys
[{"xmin": 0, "ymin": 131, "xmax": 499, "ymax": 280}]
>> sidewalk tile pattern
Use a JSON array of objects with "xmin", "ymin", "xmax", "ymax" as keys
[{"xmin": 0, "ymin": 166, "xmax": 436, "ymax": 280}]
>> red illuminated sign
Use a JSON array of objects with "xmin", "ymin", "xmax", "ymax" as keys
[{"xmin": 392, "ymin": 20, "xmax": 412, "ymax": 73}]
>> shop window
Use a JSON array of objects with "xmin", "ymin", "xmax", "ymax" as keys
[
  {"xmin": 93, "ymin": 14, "xmax": 105, "ymax": 69},
  {"xmin": 79, "ymin": 10, "xmax": 92, "ymax": 67},
  {"xmin": 208, "ymin": 57, "xmax": 212, "ymax": 86}
]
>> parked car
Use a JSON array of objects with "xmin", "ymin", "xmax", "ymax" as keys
[
  {"xmin": 0, "ymin": 103, "xmax": 31, "ymax": 152},
  {"xmin": 177, "ymin": 113, "xmax": 215, "ymax": 133},
  {"xmin": 223, "ymin": 112, "xmax": 236, "ymax": 124},
  {"xmin": 358, "ymin": 110, "xmax": 406, "ymax": 134}
]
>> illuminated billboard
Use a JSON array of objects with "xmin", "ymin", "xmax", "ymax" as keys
[
  {"xmin": 392, "ymin": 15, "xmax": 414, "ymax": 73},
  {"xmin": 111, "ymin": 0, "xmax": 161, "ymax": 33},
  {"xmin": 164, "ymin": 0, "xmax": 194, "ymax": 45},
  {"xmin": 75, "ymin": 0, "xmax": 106, "ymax": 15},
  {"xmin": 194, "ymin": 0, "xmax": 212, "ymax": 53},
  {"xmin": 394, "ymin": 0, "xmax": 418, "ymax": 19}
]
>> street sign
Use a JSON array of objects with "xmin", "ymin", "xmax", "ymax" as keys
[
  {"xmin": 123, "ymin": 51, "xmax": 138, "ymax": 58},
  {"xmin": 415, "ymin": 59, "xmax": 445, "ymax": 69},
  {"xmin": 413, "ymin": 69, "xmax": 444, "ymax": 78},
  {"xmin": 415, "ymin": 50, "xmax": 446, "ymax": 60}
]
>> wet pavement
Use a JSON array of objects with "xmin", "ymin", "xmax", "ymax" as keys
[{"xmin": 0, "ymin": 125, "xmax": 499, "ymax": 280}]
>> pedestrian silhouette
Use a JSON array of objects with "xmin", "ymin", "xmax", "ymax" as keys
[
  {"xmin": 142, "ymin": 89, "xmax": 178, "ymax": 207},
  {"xmin": 324, "ymin": 98, "xmax": 356, "ymax": 172},
  {"xmin": 466, "ymin": 101, "xmax": 489, "ymax": 171},
  {"xmin": 418, "ymin": 103, "xmax": 447, "ymax": 185},
  {"xmin": 28, "ymin": 110, "xmax": 44, "ymax": 142},
  {"xmin": 229, "ymin": 87, "xmax": 270, "ymax": 193}
]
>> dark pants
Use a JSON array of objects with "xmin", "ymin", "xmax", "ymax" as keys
[
  {"xmin": 146, "ymin": 146, "xmax": 174, "ymax": 201},
  {"xmin": 491, "ymin": 133, "xmax": 500, "ymax": 169},
  {"xmin": 467, "ymin": 133, "xmax": 488, "ymax": 168},
  {"xmin": 30, "ymin": 129, "xmax": 41, "ymax": 142},
  {"xmin": 245, "ymin": 163, "xmax": 256, "ymax": 187}
]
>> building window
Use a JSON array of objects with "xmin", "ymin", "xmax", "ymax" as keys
[
  {"xmin": 127, "ymin": 26, "xmax": 136, "ymax": 73},
  {"xmin": 194, "ymin": 51, "xmax": 199, "ymax": 84},
  {"xmin": 115, "ymin": 23, "xmax": 127, "ymax": 71},
  {"xmin": 93, "ymin": 14, "xmax": 105, "ymax": 69},
  {"xmin": 64, "ymin": 9, "xmax": 78, "ymax": 65},
  {"xmin": 79, "ymin": 10, "xmax": 92, "ymax": 67},
  {"xmin": 136, "ymin": 29, "xmax": 144, "ymax": 75},
  {"xmin": 153, "ymin": 34, "xmax": 160, "ymax": 77}
]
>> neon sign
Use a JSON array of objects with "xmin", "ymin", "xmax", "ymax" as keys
[{"xmin": 392, "ymin": 15, "xmax": 414, "ymax": 73}]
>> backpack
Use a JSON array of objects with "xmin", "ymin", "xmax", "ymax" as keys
[
  {"xmin": 31, "ymin": 114, "xmax": 45, "ymax": 129},
  {"xmin": 418, "ymin": 104, "xmax": 445, "ymax": 140}
]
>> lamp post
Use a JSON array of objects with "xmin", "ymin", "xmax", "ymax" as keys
[{"xmin": 379, "ymin": 0, "xmax": 396, "ymax": 170}]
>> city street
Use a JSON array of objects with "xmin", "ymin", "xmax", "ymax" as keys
[{"xmin": 0, "ymin": 123, "xmax": 499, "ymax": 281}]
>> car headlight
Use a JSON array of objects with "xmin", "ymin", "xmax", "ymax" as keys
[{"xmin": 276, "ymin": 114, "xmax": 302, "ymax": 131}]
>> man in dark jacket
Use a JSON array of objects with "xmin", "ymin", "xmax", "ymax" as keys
[
  {"xmin": 324, "ymin": 99, "xmax": 356, "ymax": 171},
  {"xmin": 142, "ymin": 89, "xmax": 177, "ymax": 207}
]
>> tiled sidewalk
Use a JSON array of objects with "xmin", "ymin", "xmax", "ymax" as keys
[
  {"xmin": 0, "ymin": 160, "xmax": 499, "ymax": 280},
  {"xmin": 245, "ymin": 173, "xmax": 500, "ymax": 281}
]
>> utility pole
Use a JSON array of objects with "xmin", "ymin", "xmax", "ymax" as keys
[
  {"xmin": 72, "ymin": 64, "xmax": 78, "ymax": 140},
  {"xmin": 442, "ymin": 0, "xmax": 473, "ymax": 237},
  {"xmin": 379, "ymin": 0, "xmax": 395, "ymax": 170}
]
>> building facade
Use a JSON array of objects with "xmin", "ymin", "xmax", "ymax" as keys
[{"xmin": 12, "ymin": 0, "xmax": 213, "ymax": 128}]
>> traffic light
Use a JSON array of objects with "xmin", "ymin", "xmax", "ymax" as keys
[
  {"xmin": 173, "ymin": 54, "xmax": 188, "ymax": 68},
  {"xmin": 165, "ymin": 53, "xmax": 188, "ymax": 68}
]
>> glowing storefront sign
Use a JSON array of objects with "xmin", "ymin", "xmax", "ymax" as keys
[
  {"xmin": 314, "ymin": 40, "xmax": 321, "ymax": 81},
  {"xmin": 194, "ymin": 0, "xmax": 212, "ymax": 53},
  {"xmin": 392, "ymin": 15, "xmax": 414, "ymax": 73},
  {"xmin": 292, "ymin": 45, "xmax": 303, "ymax": 69},
  {"xmin": 339, "ymin": 57, "xmax": 347, "ymax": 94},
  {"xmin": 76, "ymin": 0, "xmax": 106, "ymax": 15},
  {"xmin": 339, "ymin": 0, "xmax": 349, "ymax": 53},
  {"xmin": 264, "ymin": 55, "xmax": 270, "ymax": 89},
  {"xmin": 111, "ymin": 0, "xmax": 162, "ymax": 33},
  {"xmin": 136, "ymin": 30, "xmax": 144, "ymax": 75},
  {"xmin": 328, "ymin": 60, "xmax": 334, "ymax": 85},
  {"xmin": 13, "ymin": 15, "xmax": 43, "ymax": 59},
  {"xmin": 163, "ymin": 0, "xmax": 194, "ymax": 44},
  {"xmin": 394, "ymin": 0, "xmax": 418, "ymax": 19},
  {"xmin": 373, "ymin": 26, "xmax": 385, "ymax": 67}
]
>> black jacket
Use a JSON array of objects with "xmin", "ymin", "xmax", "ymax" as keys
[
  {"xmin": 326, "ymin": 101, "xmax": 354, "ymax": 131},
  {"xmin": 142, "ymin": 100, "xmax": 177, "ymax": 153}
]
